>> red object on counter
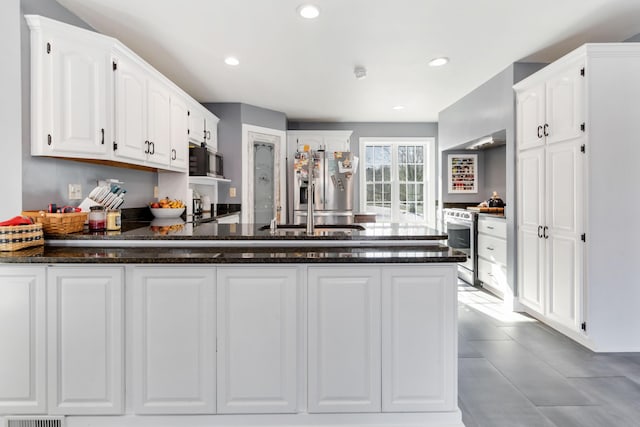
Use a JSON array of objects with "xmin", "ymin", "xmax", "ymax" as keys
[{"xmin": 0, "ymin": 216, "xmax": 34, "ymax": 227}]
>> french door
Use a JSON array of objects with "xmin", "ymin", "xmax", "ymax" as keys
[{"xmin": 360, "ymin": 138, "xmax": 435, "ymax": 225}]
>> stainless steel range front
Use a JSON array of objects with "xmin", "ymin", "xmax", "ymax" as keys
[{"xmin": 443, "ymin": 208, "xmax": 477, "ymax": 285}]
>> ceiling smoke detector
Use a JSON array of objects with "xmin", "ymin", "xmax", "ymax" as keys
[{"xmin": 354, "ymin": 66, "xmax": 367, "ymax": 80}]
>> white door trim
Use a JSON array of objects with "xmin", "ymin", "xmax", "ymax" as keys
[{"xmin": 242, "ymin": 124, "xmax": 287, "ymax": 224}]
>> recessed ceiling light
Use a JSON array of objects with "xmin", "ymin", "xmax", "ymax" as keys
[
  {"xmin": 392, "ymin": 105, "xmax": 405, "ymax": 110},
  {"xmin": 298, "ymin": 4, "xmax": 320, "ymax": 19},
  {"xmin": 428, "ymin": 57, "xmax": 449, "ymax": 67},
  {"xmin": 224, "ymin": 56, "xmax": 240, "ymax": 66},
  {"xmin": 354, "ymin": 66, "xmax": 367, "ymax": 80}
]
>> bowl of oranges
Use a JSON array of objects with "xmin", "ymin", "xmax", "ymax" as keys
[{"xmin": 149, "ymin": 198, "xmax": 186, "ymax": 218}]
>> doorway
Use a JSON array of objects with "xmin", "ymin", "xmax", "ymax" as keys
[{"xmin": 241, "ymin": 125, "xmax": 287, "ymax": 224}]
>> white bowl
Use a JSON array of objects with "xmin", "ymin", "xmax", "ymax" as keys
[{"xmin": 149, "ymin": 207, "xmax": 185, "ymax": 219}]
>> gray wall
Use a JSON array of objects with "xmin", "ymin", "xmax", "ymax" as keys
[
  {"xmin": 484, "ymin": 145, "xmax": 507, "ymax": 203},
  {"xmin": 437, "ymin": 62, "xmax": 545, "ymax": 298},
  {"xmin": 287, "ymin": 122, "xmax": 438, "ymax": 212},
  {"xmin": 0, "ymin": 0, "xmax": 23, "ymax": 220},
  {"xmin": 204, "ymin": 102, "xmax": 287, "ymax": 204},
  {"xmin": 19, "ymin": 0, "xmax": 157, "ymax": 210}
]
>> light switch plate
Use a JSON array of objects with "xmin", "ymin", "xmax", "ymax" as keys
[
  {"xmin": 229, "ymin": 187, "xmax": 236, "ymax": 198},
  {"xmin": 153, "ymin": 186, "xmax": 158, "ymax": 198},
  {"xmin": 68, "ymin": 184, "xmax": 82, "ymax": 200}
]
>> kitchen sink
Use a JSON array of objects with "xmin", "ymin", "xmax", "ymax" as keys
[{"xmin": 259, "ymin": 224, "xmax": 366, "ymax": 231}]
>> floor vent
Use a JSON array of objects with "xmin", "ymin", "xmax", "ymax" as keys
[{"xmin": 5, "ymin": 416, "xmax": 65, "ymax": 427}]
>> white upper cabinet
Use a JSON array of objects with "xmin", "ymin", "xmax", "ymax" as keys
[
  {"xmin": 204, "ymin": 109, "xmax": 219, "ymax": 151},
  {"xmin": 26, "ymin": 15, "xmax": 212, "ymax": 173},
  {"xmin": 27, "ymin": 15, "xmax": 112, "ymax": 158},
  {"xmin": 112, "ymin": 48, "xmax": 147, "ymax": 164},
  {"xmin": 188, "ymin": 104, "xmax": 206, "ymax": 145},
  {"xmin": 113, "ymin": 47, "xmax": 172, "ymax": 168},
  {"xmin": 169, "ymin": 94, "xmax": 189, "ymax": 171},
  {"xmin": 517, "ymin": 60, "xmax": 584, "ymax": 151}
]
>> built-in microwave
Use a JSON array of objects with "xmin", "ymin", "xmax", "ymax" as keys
[{"xmin": 189, "ymin": 145, "xmax": 223, "ymax": 178}]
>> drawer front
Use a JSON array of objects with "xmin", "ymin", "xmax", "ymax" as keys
[
  {"xmin": 477, "ymin": 217, "xmax": 506, "ymax": 238},
  {"xmin": 477, "ymin": 234, "xmax": 507, "ymax": 266},
  {"xmin": 477, "ymin": 257, "xmax": 508, "ymax": 294}
]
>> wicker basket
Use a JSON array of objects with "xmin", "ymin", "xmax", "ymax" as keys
[
  {"xmin": 22, "ymin": 210, "xmax": 88, "ymax": 235},
  {"xmin": 0, "ymin": 223, "xmax": 44, "ymax": 251}
]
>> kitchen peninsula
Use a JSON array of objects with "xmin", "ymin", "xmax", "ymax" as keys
[{"xmin": 0, "ymin": 223, "xmax": 464, "ymax": 427}]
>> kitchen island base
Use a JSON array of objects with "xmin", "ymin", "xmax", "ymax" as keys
[{"xmin": 0, "ymin": 263, "xmax": 462, "ymax": 427}]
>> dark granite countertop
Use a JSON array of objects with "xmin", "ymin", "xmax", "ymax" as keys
[
  {"xmin": 0, "ymin": 244, "xmax": 465, "ymax": 264},
  {"xmin": 45, "ymin": 222, "xmax": 449, "ymax": 243},
  {"xmin": 0, "ymin": 221, "xmax": 465, "ymax": 264}
]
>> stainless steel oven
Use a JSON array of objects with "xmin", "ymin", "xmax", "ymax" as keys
[{"xmin": 443, "ymin": 208, "xmax": 477, "ymax": 285}]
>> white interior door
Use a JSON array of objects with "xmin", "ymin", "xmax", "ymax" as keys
[{"xmin": 242, "ymin": 125, "xmax": 287, "ymax": 224}]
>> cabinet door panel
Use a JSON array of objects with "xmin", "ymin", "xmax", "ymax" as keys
[
  {"xmin": 47, "ymin": 267, "xmax": 123, "ymax": 414},
  {"xmin": 545, "ymin": 62, "xmax": 584, "ymax": 145},
  {"xmin": 477, "ymin": 233, "xmax": 507, "ymax": 266},
  {"xmin": 518, "ymin": 228, "xmax": 545, "ymax": 313},
  {"xmin": 517, "ymin": 83, "xmax": 545, "ymax": 150},
  {"xmin": 169, "ymin": 95, "xmax": 189, "ymax": 171},
  {"xmin": 146, "ymin": 79, "xmax": 171, "ymax": 167},
  {"xmin": 0, "ymin": 267, "xmax": 46, "ymax": 414},
  {"xmin": 50, "ymin": 37, "xmax": 109, "ymax": 156},
  {"xmin": 546, "ymin": 141, "xmax": 583, "ymax": 331},
  {"xmin": 547, "ymin": 236, "xmax": 580, "ymax": 330},
  {"xmin": 518, "ymin": 148, "xmax": 545, "ymax": 231},
  {"xmin": 381, "ymin": 266, "xmax": 456, "ymax": 412},
  {"xmin": 217, "ymin": 267, "xmax": 298, "ymax": 414},
  {"xmin": 131, "ymin": 267, "xmax": 216, "ymax": 414},
  {"xmin": 308, "ymin": 267, "xmax": 381, "ymax": 413},
  {"xmin": 114, "ymin": 53, "xmax": 146, "ymax": 162}
]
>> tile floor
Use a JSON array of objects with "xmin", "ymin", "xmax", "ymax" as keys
[{"xmin": 457, "ymin": 282, "xmax": 640, "ymax": 427}]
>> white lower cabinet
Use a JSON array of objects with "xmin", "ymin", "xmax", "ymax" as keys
[
  {"xmin": 0, "ymin": 266, "xmax": 46, "ymax": 414},
  {"xmin": 129, "ymin": 266, "xmax": 216, "ymax": 414},
  {"xmin": 308, "ymin": 267, "xmax": 381, "ymax": 413},
  {"xmin": 216, "ymin": 267, "xmax": 298, "ymax": 413},
  {"xmin": 477, "ymin": 216, "xmax": 509, "ymax": 298},
  {"xmin": 47, "ymin": 267, "xmax": 124, "ymax": 414},
  {"xmin": 381, "ymin": 266, "xmax": 457, "ymax": 412}
]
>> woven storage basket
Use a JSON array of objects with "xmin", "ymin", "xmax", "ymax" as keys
[
  {"xmin": 0, "ymin": 223, "xmax": 44, "ymax": 251},
  {"xmin": 22, "ymin": 210, "xmax": 88, "ymax": 235}
]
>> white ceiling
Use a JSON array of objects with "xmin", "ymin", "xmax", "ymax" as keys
[{"xmin": 56, "ymin": 0, "xmax": 640, "ymax": 122}]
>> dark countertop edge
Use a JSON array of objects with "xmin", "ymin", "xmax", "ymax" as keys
[
  {"xmin": 44, "ymin": 234, "xmax": 448, "ymax": 242},
  {"xmin": 0, "ymin": 257, "xmax": 466, "ymax": 264}
]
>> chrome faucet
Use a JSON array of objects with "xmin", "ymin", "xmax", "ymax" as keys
[{"xmin": 306, "ymin": 179, "xmax": 315, "ymax": 234}]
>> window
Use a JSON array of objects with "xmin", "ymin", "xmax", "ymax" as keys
[{"xmin": 359, "ymin": 138, "xmax": 435, "ymax": 225}]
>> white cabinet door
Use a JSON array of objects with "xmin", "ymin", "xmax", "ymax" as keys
[
  {"xmin": 0, "ymin": 267, "xmax": 46, "ymax": 414},
  {"xmin": 47, "ymin": 267, "xmax": 124, "ymax": 415},
  {"xmin": 204, "ymin": 109, "xmax": 219, "ymax": 151},
  {"xmin": 516, "ymin": 83, "xmax": 546, "ymax": 151},
  {"xmin": 48, "ymin": 35, "xmax": 110, "ymax": 157},
  {"xmin": 169, "ymin": 95, "xmax": 189, "ymax": 171},
  {"xmin": 517, "ymin": 148, "xmax": 545, "ymax": 313},
  {"xmin": 308, "ymin": 267, "xmax": 381, "ymax": 413},
  {"xmin": 545, "ymin": 62, "xmax": 584, "ymax": 146},
  {"xmin": 216, "ymin": 267, "xmax": 298, "ymax": 414},
  {"xmin": 545, "ymin": 142, "xmax": 584, "ymax": 331},
  {"xmin": 130, "ymin": 267, "xmax": 216, "ymax": 414},
  {"xmin": 146, "ymin": 79, "xmax": 172, "ymax": 167},
  {"xmin": 113, "ymin": 51, "xmax": 147, "ymax": 163},
  {"xmin": 188, "ymin": 104, "xmax": 206, "ymax": 145},
  {"xmin": 381, "ymin": 266, "xmax": 457, "ymax": 412}
]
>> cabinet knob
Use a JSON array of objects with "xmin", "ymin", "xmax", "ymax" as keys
[
  {"xmin": 487, "ymin": 225, "xmax": 494, "ymax": 229},
  {"xmin": 486, "ymin": 247, "xmax": 494, "ymax": 251}
]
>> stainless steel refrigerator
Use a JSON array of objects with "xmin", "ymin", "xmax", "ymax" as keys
[{"xmin": 292, "ymin": 150, "xmax": 355, "ymax": 224}]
